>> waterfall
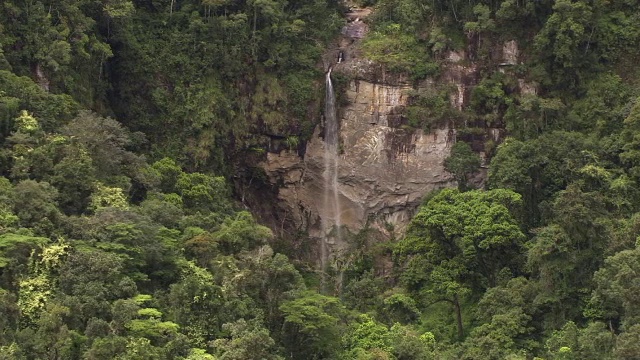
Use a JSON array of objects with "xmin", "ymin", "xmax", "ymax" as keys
[
  {"xmin": 324, "ymin": 68, "xmax": 338, "ymax": 151},
  {"xmin": 321, "ymin": 68, "xmax": 342, "ymax": 283}
]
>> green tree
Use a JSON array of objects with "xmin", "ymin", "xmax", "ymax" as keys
[
  {"xmin": 12, "ymin": 180, "xmax": 62, "ymax": 235},
  {"xmin": 149, "ymin": 158, "xmax": 183, "ymax": 194},
  {"xmin": 0, "ymin": 289, "xmax": 20, "ymax": 346},
  {"xmin": 396, "ymin": 188, "xmax": 526, "ymax": 338},
  {"xmin": 214, "ymin": 212, "xmax": 273, "ymax": 254},
  {"xmin": 0, "ymin": 71, "xmax": 78, "ymax": 133},
  {"xmin": 360, "ymin": 23, "xmax": 433, "ymax": 77},
  {"xmin": 212, "ymin": 318, "xmax": 282, "ymax": 360},
  {"xmin": 280, "ymin": 291, "xmax": 345, "ymax": 360},
  {"xmin": 527, "ymin": 185, "xmax": 610, "ymax": 328},
  {"xmin": 235, "ymin": 246, "xmax": 304, "ymax": 331},
  {"xmin": 589, "ymin": 247, "xmax": 640, "ymax": 330},
  {"xmin": 461, "ymin": 277, "xmax": 535, "ymax": 359},
  {"xmin": 545, "ymin": 321, "xmax": 614, "ymax": 360},
  {"xmin": 61, "ymin": 111, "xmax": 145, "ymax": 184},
  {"xmin": 29, "ymin": 303, "xmax": 86, "ymax": 360},
  {"xmin": 341, "ymin": 314, "xmax": 392, "ymax": 359},
  {"xmin": 0, "ymin": 233, "xmax": 48, "ymax": 290},
  {"xmin": 388, "ymin": 324, "xmax": 436, "ymax": 360},
  {"xmin": 444, "ymin": 141, "xmax": 481, "ymax": 190},
  {"xmin": 49, "ymin": 144, "xmax": 96, "ymax": 214},
  {"xmin": 166, "ymin": 263, "xmax": 224, "ymax": 347},
  {"xmin": 90, "ymin": 183, "xmax": 129, "ymax": 212},
  {"xmin": 614, "ymin": 325, "xmax": 640, "ymax": 360},
  {"xmin": 176, "ymin": 172, "xmax": 231, "ymax": 214},
  {"xmin": 56, "ymin": 248, "xmax": 137, "ymax": 330},
  {"xmin": 619, "ymin": 97, "xmax": 640, "ymax": 181},
  {"xmin": 0, "ymin": 0, "xmax": 113, "ymax": 106},
  {"xmin": 489, "ymin": 132, "xmax": 594, "ymax": 228},
  {"xmin": 533, "ymin": 0, "xmax": 594, "ymax": 86}
]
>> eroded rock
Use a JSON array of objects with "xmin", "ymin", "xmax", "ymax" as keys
[
  {"xmin": 260, "ymin": 78, "xmax": 455, "ymax": 261},
  {"xmin": 502, "ymin": 40, "xmax": 519, "ymax": 65}
]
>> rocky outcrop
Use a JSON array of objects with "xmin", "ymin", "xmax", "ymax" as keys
[
  {"xmin": 442, "ymin": 50, "xmax": 478, "ymax": 112},
  {"xmin": 258, "ymin": 11, "xmax": 539, "ymax": 268},
  {"xmin": 261, "ymin": 78, "xmax": 455, "ymax": 262},
  {"xmin": 258, "ymin": 7, "xmax": 462, "ymax": 267}
]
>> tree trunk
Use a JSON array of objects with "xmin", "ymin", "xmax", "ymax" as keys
[
  {"xmin": 454, "ymin": 293, "xmax": 464, "ymax": 338},
  {"xmin": 252, "ymin": 4, "xmax": 258, "ymax": 62}
]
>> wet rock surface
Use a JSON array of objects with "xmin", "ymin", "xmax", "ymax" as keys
[
  {"xmin": 260, "ymin": 6, "xmax": 458, "ymax": 262},
  {"xmin": 261, "ymin": 80, "xmax": 455, "ymax": 253},
  {"xmin": 258, "ymin": 9, "xmax": 534, "ymax": 264}
]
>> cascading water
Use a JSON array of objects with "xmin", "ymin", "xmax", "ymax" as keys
[{"xmin": 321, "ymin": 68, "xmax": 342, "ymax": 282}]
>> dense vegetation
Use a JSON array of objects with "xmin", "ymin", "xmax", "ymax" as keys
[{"xmin": 1, "ymin": 0, "xmax": 640, "ymax": 358}]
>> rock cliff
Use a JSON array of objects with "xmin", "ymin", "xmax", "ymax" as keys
[
  {"xmin": 260, "ymin": 12, "xmax": 460, "ymax": 266},
  {"xmin": 257, "ymin": 8, "xmax": 533, "ymax": 270},
  {"xmin": 261, "ymin": 79, "xmax": 455, "ymax": 247}
]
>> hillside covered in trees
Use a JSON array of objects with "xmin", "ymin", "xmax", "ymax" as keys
[{"xmin": 1, "ymin": 0, "xmax": 640, "ymax": 358}]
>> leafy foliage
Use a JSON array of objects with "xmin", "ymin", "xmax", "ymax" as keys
[
  {"xmin": 1, "ymin": 0, "xmax": 640, "ymax": 358},
  {"xmin": 444, "ymin": 141, "xmax": 481, "ymax": 190}
]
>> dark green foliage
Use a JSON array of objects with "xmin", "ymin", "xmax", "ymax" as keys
[
  {"xmin": 614, "ymin": 325, "xmax": 640, "ymax": 360},
  {"xmin": 489, "ymin": 131, "xmax": 596, "ymax": 228},
  {"xmin": 0, "ymin": 233, "xmax": 48, "ymax": 269},
  {"xmin": 545, "ymin": 321, "xmax": 615, "ymax": 360},
  {"xmin": 590, "ymin": 247, "xmax": 640, "ymax": 330},
  {"xmin": 470, "ymin": 74, "xmax": 513, "ymax": 122},
  {"xmin": 0, "ymin": 71, "xmax": 78, "ymax": 134},
  {"xmin": 61, "ymin": 111, "xmax": 145, "ymax": 183},
  {"xmin": 212, "ymin": 319, "xmax": 283, "ymax": 360},
  {"xmin": 166, "ymin": 264, "xmax": 224, "ymax": 346},
  {"xmin": 56, "ymin": 249, "xmax": 137, "ymax": 327},
  {"xmin": 405, "ymin": 87, "xmax": 454, "ymax": 131},
  {"xmin": 103, "ymin": 0, "xmax": 342, "ymax": 171},
  {"xmin": 13, "ymin": 180, "xmax": 62, "ymax": 235},
  {"xmin": 1, "ymin": 0, "xmax": 640, "ymax": 358},
  {"xmin": 279, "ymin": 291, "xmax": 345, "ymax": 359},
  {"xmin": 460, "ymin": 277, "xmax": 536, "ymax": 359},
  {"xmin": 360, "ymin": 23, "xmax": 438, "ymax": 78},
  {"xmin": 49, "ymin": 145, "xmax": 97, "ymax": 214},
  {"xmin": 444, "ymin": 141, "xmax": 481, "ymax": 190},
  {"xmin": 396, "ymin": 188, "xmax": 526, "ymax": 338},
  {"xmin": 342, "ymin": 270, "xmax": 384, "ymax": 313},
  {"xmin": 0, "ymin": 149, "xmax": 320, "ymax": 359}
]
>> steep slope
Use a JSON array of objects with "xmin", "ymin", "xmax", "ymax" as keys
[{"xmin": 260, "ymin": 6, "xmax": 456, "ymax": 269}]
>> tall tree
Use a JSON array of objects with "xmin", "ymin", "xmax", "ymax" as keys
[{"xmin": 396, "ymin": 188, "xmax": 526, "ymax": 338}]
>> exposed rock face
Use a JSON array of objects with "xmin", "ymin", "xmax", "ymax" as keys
[
  {"xmin": 502, "ymin": 40, "xmax": 519, "ymax": 65},
  {"xmin": 442, "ymin": 50, "xmax": 477, "ymax": 112},
  {"xmin": 33, "ymin": 63, "xmax": 50, "ymax": 92},
  {"xmin": 259, "ymin": 6, "xmax": 459, "ymax": 267},
  {"xmin": 497, "ymin": 40, "xmax": 538, "ymax": 95},
  {"xmin": 258, "ymin": 34, "xmax": 536, "ymax": 270},
  {"xmin": 342, "ymin": 19, "xmax": 368, "ymax": 39},
  {"xmin": 261, "ymin": 76, "xmax": 455, "ymax": 260}
]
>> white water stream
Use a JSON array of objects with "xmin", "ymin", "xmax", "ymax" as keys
[{"xmin": 321, "ymin": 68, "xmax": 342, "ymax": 281}]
